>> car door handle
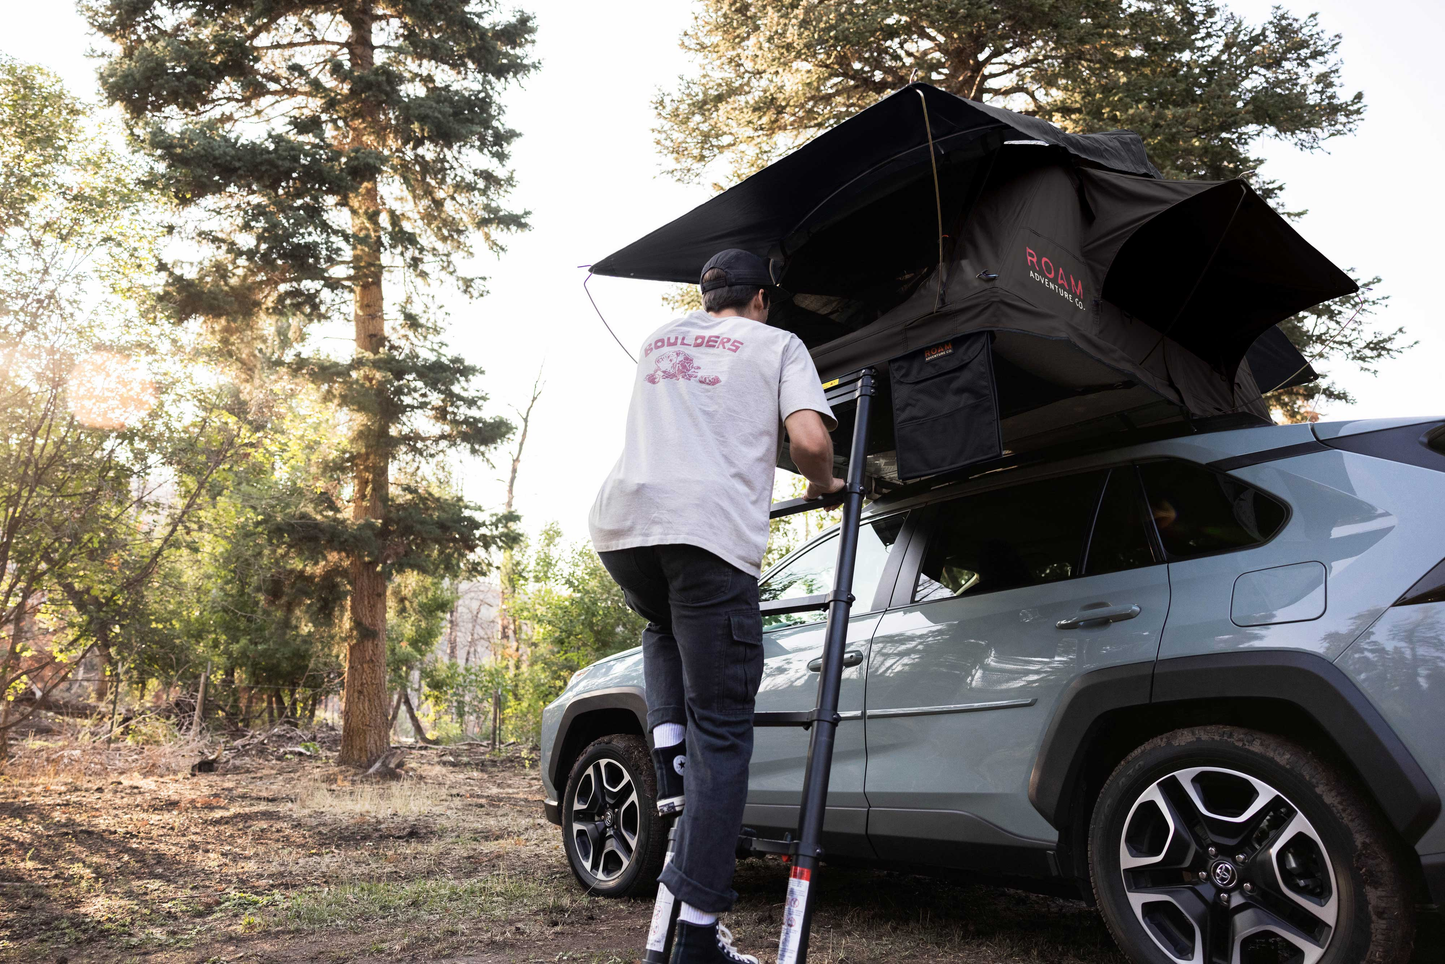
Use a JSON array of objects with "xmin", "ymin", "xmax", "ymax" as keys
[
  {"xmin": 1056, "ymin": 604, "xmax": 1141, "ymax": 629},
  {"xmin": 808, "ymin": 649, "xmax": 863, "ymax": 672}
]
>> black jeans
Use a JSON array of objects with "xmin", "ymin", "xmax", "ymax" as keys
[{"xmin": 598, "ymin": 543, "xmax": 763, "ymax": 913}]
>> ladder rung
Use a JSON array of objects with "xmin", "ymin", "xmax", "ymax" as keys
[
  {"xmin": 769, "ymin": 493, "xmax": 846, "ymax": 519},
  {"xmin": 753, "ymin": 710, "xmax": 819, "ymax": 727},
  {"xmin": 822, "ymin": 366, "xmax": 877, "ymax": 403},
  {"xmin": 759, "ymin": 594, "xmax": 827, "ymax": 616}
]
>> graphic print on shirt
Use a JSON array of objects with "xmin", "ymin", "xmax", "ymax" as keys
[{"xmin": 645, "ymin": 349, "xmax": 721, "ymax": 386}]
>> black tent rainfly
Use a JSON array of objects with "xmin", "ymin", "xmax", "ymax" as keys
[{"xmin": 592, "ymin": 83, "xmax": 1352, "ymax": 483}]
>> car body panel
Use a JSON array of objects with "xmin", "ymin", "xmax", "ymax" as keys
[
  {"xmin": 864, "ymin": 563, "xmax": 1170, "ymax": 843},
  {"xmin": 1337, "ymin": 599, "xmax": 1445, "ymax": 854},
  {"xmin": 1156, "ymin": 451, "xmax": 1444, "ymax": 662},
  {"xmin": 744, "ymin": 611, "xmax": 881, "ymax": 857},
  {"xmin": 1311, "ymin": 416, "xmax": 1443, "ymax": 440}
]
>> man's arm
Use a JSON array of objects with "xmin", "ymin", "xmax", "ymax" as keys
[{"xmin": 785, "ymin": 409, "xmax": 847, "ymax": 500}]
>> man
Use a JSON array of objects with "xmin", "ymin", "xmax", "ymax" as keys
[{"xmin": 590, "ymin": 249, "xmax": 843, "ymax": 964}]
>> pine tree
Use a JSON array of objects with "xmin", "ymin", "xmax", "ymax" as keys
[{"xmin": 87, "ymin": 1, "xmax": 536, "ymax": 766}]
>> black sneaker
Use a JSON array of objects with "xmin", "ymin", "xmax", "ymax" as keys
[
  {"xmin": 652, "ymin": 741, "xmax": 685, "ymax": 816},
  {"xmin": 668, "ymin": 921, "xmax": 758, "ymax": 964}
]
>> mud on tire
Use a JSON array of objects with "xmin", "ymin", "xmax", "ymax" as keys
[{"xmin": 1089, "ymin": 725, "xmax": 1414, "ymax": 964}]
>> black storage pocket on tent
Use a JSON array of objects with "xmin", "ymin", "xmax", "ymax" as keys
[{"xmin": 889, "ymin": 332, "xmax": 1002, "ymax": 480}]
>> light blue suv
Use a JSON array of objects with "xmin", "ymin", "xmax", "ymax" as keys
[{"xmin": 541, "ymin": 416, "xmax": 1445, "ymax": 964}]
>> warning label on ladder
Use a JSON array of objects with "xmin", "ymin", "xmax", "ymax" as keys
[
  {"xmin": 645, "ymin": 882, "xmax": 675, "ymax": 952},
  {"xmin": 776, "ymin": 866, "xmax": 812, "ymax": 964}
]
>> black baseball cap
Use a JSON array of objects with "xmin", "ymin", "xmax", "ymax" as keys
[{"xmin": 699, "ymin": 248, "xmax": 779, "ymax": 293}]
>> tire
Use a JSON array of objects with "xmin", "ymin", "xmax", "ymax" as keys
[
  {"xmin": 561, "ymin": 734, "xmax": 666, "ymax": 898},
  {"xmin": 1089, "ymin": 725, "xmax": 1414, "ymax": 964}
]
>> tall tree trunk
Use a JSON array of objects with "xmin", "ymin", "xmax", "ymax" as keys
[
  {"xmin": 497, "ymin": 371, "xmax": 543, "ymax": 663},
  {"xmin": 0, "ymin": 589, "xmax": 28, "ymax": 760},
  {"xmin": 400, "ymin": 689, "xmax": 438, "ymax": 746},
  {"xmin": 338, "ymin": 4, "xmax": 392, "ymax": 768},
  {"xmin": 92, "ymin": 638, "xmax": 111, "ymax": 703}
]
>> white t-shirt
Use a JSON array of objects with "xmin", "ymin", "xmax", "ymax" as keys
[{"xmin": 589, "ymin": 310, "xmax": 837, "ymax": 576}]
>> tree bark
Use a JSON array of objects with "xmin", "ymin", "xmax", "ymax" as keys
[
  {"xmin": 388, "ymin": 689, "xmax": 403, "ymax": 730},
  {"xmin": 400, "ymin": 689, "xmax": 438, "ymax": 745},
  {"xmin": 338, "ymin": 4, "xmax": 393, "ymax": 768},
  {"xmin": 497, "ymin": 371, "xmax": 543, "ymax": 662}
]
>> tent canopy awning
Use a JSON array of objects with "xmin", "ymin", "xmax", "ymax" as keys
[
  {"xmin": 592, "ymin": 83, "xmax": 1347, "ymax": 479},
  {"xmin": 591, "ymin": 83, "xmax": 1159, "ymax": 286}
]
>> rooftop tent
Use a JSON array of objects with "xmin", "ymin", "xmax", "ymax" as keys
[{"xmin": 592, "ymin": 83, "xmax": 1350, "ymax": 482}]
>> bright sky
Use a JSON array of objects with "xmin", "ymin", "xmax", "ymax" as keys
[{"xmin": 4, "ymin": 0, "xmax": 1442, "ymax": 545}]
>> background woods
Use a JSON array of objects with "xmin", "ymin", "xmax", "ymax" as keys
[
  {"xmin": 82, "ymin": 0, "xmax": 538, "ymax": 765},
  {"xmin": 0, "ymin": 0, "xmax": 1419, "ymax": 767}
]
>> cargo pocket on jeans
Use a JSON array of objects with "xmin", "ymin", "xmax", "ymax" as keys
[
  {"xmin": 726, "ymin": 610, "xmax": 765, "ymax": 708},
  {"xmin": 888, "ymin": 331, "xmax": 1002, "ymax": 480}
]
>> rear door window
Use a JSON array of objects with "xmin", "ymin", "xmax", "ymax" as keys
[
  {"xmin": 914, "ymin": 471, "xmax": 1106, "ymax": 602},
  {"xmin": 1084, "ymin": 467, "xmax": 1159, "ymax": 575},
  {"xmin": 1137, "ymin": 460, "xmax": 1287, "ymax": 559},
  {"xmin": 761, "ymin": 515, "xmax": 907, "ymax": 629}
]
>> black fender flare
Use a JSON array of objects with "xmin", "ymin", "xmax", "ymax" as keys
[
  {"xmin": 546, "ymin": 686, "xmax": 649, "ymax": 792},
  {"xmin": 1028, "ymin": 650, "xmax": 1441, "ymax": 844}
]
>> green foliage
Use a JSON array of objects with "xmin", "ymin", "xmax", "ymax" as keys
[
  {"xmin": 0, "ymin": 57, "xmax": 250, "ymax": 736},
  {"xmin": 657, "ymin": 0, "xmax": 1402, "ymax": 415},
  {"xmin": 495, "ymin": 524, "xmax": 647, "ymax": 739},
  {"xmin": 657, "ymin": 1, "xmax": 1363, "ymax": 192},
  {"xmin": 387, "ymin": 569, "xmax": 459, "ymax": 683},
  {"xmin": 85, "ymin": 0, "xmax": 538, "ymax": 316},
  {"xmin": 764, "ymin": 473, "xmax": 840, "ymax": 573},
  {"xmin": 138, "ymin": 392, "xmax": 350, "ymax": 698},
  {"xmin": 1272, "ymin": 276, "xmax": 1409, "ymax": 420},
  {"xmin": 514, "ymin": 524, "xmax": 647, "ymax": 668},
  {"xmin": 86, "ymin": 4, "xmax": 538, "ymax": 758}
]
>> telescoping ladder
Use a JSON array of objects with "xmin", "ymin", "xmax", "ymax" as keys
[{"xmin": 644, "ymin": 368, "xmax": 877, "ymax": 964}]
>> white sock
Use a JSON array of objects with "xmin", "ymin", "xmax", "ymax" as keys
[
  {"xmin": 653, "ymin": 722, "xmax": 686, "ymax": 749},
  {"xmin": 679, "ymin": 902, "xmax": 717, "ymax": 926}
]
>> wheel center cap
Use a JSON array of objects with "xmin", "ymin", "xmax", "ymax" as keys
[
  {"xmin": 603, "ymin": 809, "xmax": 614, "ymax": 826},
  {"xmin": 1210, "ymin": 859, "xmax": 1239, "ymax": 889}
]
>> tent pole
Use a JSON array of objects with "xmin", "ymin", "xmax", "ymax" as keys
[{"xmin": 916, "ymin": 90, "xmax": 947, "ymax": 311}]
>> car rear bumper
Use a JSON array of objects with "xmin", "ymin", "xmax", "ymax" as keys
[{"xmin": 544, "ymin": 796, "xmax": 561, "ymax": 826}]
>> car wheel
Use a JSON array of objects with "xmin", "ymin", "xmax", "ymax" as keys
[
  {"xmin": 562, "ymin": 734, "xmax": 665, "ymax": 898},
  {"xmin": 1089, "ymin": 725, "xmax": 1414, "ymax": 964}
]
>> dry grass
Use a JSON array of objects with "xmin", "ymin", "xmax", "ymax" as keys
[
  {"xmin": 289, "ymin": 773, "xmax": 455, "ymax": 820},
  {"xmin": 1, "ymin": 730, "xmax": 211, "ymax": 781},
  {"xmin": 2, "ymin": 735, "xmax": 1439, "ymax": 964}
]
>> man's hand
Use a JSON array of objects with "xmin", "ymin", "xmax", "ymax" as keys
[
  {"xmin": 805, "ymin": 477, "xmax": 847, "ymax": 500},
  {"xmin": 785, "ymin": 409, "xmax": 842, "ymax": 500}
]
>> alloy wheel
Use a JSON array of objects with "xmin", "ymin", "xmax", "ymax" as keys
[
  {"xmin": 1118, "ymin": 766, "xmax": 1338, "ymax": 964},
  {"xmin": 570, "ymin": 756, "xmax": 641, "ymax": 883}
]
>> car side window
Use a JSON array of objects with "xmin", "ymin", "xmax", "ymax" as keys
[
  {"xmin": 914, "ymin": 471, "xmax": 1106, "ymax": 603},
  {"xmin": 1137, "ymin": 459, "xmax": 1287, "ymax": 559},
  {"xmin": 760, "ymin": 514, "xmax": 907, "ymax": 629},
  {"xmin": 1084, "ymin": 467, "xmax": 1159, "ymax": 575}
]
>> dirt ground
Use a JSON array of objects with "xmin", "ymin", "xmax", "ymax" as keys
[{"xmin": 1, "ymin": 743, "xmax": 1438, "ymax": 964}]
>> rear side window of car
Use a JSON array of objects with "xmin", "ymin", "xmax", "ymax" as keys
[
  {"xmin": 1137, "ymin": 460, "xmax": 1287, "ymax": 559},
  {"xmin": 761, "ymin": 514, "xmax": 907, "ymax": 629},
  {"xmin": 1085, "ymin": 467, "xmax": 1158, "ymax": 575},
  {"xmin": 915, "ymin": 471, "xmax": 1106, "ymax": 602}
]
